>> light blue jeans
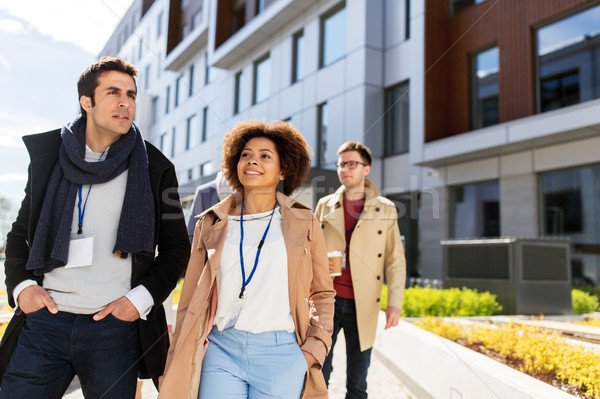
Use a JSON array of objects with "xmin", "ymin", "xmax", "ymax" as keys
[{"xmin": 198, "ymin": 326, "xmax": 307, "ymax": 398}]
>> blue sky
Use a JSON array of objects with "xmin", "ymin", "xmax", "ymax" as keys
[{"xmin": 0, "ymin": 1, "xmax": 133, "ymax": 220}]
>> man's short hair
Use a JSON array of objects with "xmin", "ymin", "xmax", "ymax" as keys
[
  {"xmin": 337, "ymin": 141, "xmax": 372, "ymax": 166},
  {"xmin": 77, "ymin": 56, "xmax": 138, "ymax": 117}
]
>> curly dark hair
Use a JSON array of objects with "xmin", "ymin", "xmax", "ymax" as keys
[{"xmin": 222, "ymin": 120, "xmax": 312, "ymax": 195}]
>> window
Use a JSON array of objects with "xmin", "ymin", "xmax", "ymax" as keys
[
  {"xmin": 256, "ymin": 0, "xmax": 264, "ymax": 15},
  {"xmin": 234, "ymin": 71, "xmax": 242, "ymax": 115},
  {"xmin": 384, "ymin": 81, "xmax": 410, "ymax": 156},
  {"xmin": 253, "ymin": 54, "xmax": 270, "ymax": 104},
  {"xmin": 405, "ymin": 0, "xmax": 410, "ymax": 40},
  {"xmin": 540, "ymin": 70, "xmax": 579, "ymax": 112},
  {"xmin": 192, "ymin": 9, "xmax": 203, "ymax": 31},
  {"xmin": 232, "ymin": 4, "xmax": 246, "ymax": 34},
  {"xmin": 536, "ymin": 5, "xmax": 600, "ymax": 113},
  {"xmin": 170, "ymin": 127, "xmax": 176, "ymax": 158},
  {"xmin": 320, "ymin": 2, "xmax": 346, "ymax": 68},
  {"xmin": 188, "ymin": 64, "xmax": 195, "ymax": 97},
  {"xmin": 200, "ymin": 161, "xmax": 213, "ymax": 177},
  {"xmin": 292, "ymin": 30, "xmax": 304, "ymax": 83},
  {"xmin": 204, "ymin": 52, "xmax": 214, "ymax": 86},
  {"xmin": 451, "ymin": 0, "xmax": 487, "ymax": 16},
  {"xmin": 186, "ymin": 114, "xmax": 198, "ymax": 150},
  {"xmin": 187, "ymin": 168, "xmax": 193, "ymax": 181},
  {"xmin": 138, "ymin": 38, "xmax": 143, "ymax": 60},
  {"xmin": 541, "ymin": 165, "xmax": 600, "ymax": 285},
  {"xmin": 165, "ymin": 85, "xmax": 170, "ymax": 114},
  {"xmin": 201, "ymin": 106, "xmax": 208, "ymax": 142},
  {"xmin": 317, "ymin": 102, "xmax": 328, "ymax": 168},
  {"xmin": 144, "ymin": 65, "xmax": 151, "ymax": 90},
  {"xmin": 472, "ymin": 46, "xmax": 499, "ymax": 129},
  {"xmin": 175, "ymin": 75, "xmax": 183, "ymax": 107},
  {"xmin": 151, "ymin": 97, "xmax": 158, "ymax": 124},
  {"xmin": 449, "ymin": 180, "xmax": 499, "ymax": 238},
  {"xmin": 160, "ymin": 130, "xmax": 174, "ymax": 159}
]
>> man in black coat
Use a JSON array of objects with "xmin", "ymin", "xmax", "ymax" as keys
[{"xmin": 0, "ymin": 57, "xmax": 190, "ymax": 398}]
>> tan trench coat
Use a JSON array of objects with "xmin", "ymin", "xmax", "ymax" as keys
[
  {"xmin": 158, "ymin": 192, "xmax": 335, "ymax": 398},
  {"xmin": 315, "ymin": 180, "xmax": 406, "ymax": 352}
]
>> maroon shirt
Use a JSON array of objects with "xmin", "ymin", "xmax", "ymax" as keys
[{"xmin": 334, "ymin": 196, "xmax": 364, "ymax": 299}]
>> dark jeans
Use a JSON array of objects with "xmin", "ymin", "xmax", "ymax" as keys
[
  {"xmin": 0, "ymin": 308, "xmax": 139, "ymax": 399},
  {"xmin": 322, "ymin": 296, "xmax": 372, "ymax": 399}
]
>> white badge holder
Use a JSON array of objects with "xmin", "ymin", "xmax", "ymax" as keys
[{"xmin": 65, "ymin": 236, "xmax": 94, "ymax": 269}]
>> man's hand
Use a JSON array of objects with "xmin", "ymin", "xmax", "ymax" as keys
[
  {"xmin": 302, "ymin": 350, "xmax": 318, "ymax": 369},
  {"xmin": 93, "ymin": 296, "xmax": 139, "ymax": 322},
  {"xmin": 384, "ymin": 306, "xmax": 401, "ymax": 329},
  {"xmin": 328, "ymin": 259, "xmax": 334, "ymax": 274},
  {"xmin": 17, "ymin": 285, "xmax": 58, "ymax": 314}
]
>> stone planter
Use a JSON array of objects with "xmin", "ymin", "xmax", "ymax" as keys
[{"xmin": 372, "ymin": 313, "xmax": 576, "ymax": 399}]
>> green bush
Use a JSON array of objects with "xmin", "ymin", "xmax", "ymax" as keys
[
  {"xmin": 381, "ymin": 285, "xmax": 503, "ymax": 317},
  {"xmin": 572, "ymin": 288, "xmax": 600, "ymax": 315}
]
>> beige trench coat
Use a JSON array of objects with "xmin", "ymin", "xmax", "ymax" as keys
[
  {"xmin": 158, "ymin": 192, "xmax": 335, "ymax": 399},
  {"xmin": 315, "ymin": 180, "xmax": 406, "ymax": 352}
]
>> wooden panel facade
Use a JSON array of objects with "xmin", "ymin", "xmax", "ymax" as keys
[{"xmin": 424, "ymin": 0, "xmax": 593, "ymax": 142}]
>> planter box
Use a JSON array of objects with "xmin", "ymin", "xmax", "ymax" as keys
[{"xmin": 372, "ymin": 313, "xmax": 575, "ymax": 399}]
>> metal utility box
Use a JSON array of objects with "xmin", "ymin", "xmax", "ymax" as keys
[{"xmin": 441, "ymin": 237, "xmax": 572, "ymax": 315}]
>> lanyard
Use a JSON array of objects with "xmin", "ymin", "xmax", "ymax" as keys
[
  {"xmin": 77, "ymin": 149, "xmax": 107, "ymax": 235},
  {"xmin": 238, "ymin": 200, "xmax": 278, "ymax": 299}
]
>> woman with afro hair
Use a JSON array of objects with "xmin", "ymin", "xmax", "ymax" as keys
[{"xmin": 159, "ymin": 120, "xmax": 335, "ymax": 399}]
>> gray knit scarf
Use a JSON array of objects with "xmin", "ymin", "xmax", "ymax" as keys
[{"xmin": 26, "ymin": 116, "xmax": 155, "ymax": 276}]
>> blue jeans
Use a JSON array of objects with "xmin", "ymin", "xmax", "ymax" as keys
[
  {"xmin": 322, "ymin": 297, "xmax": 372, "ymax": 399},
  {"xmin": 198, "ymin": 326, "xmax": 307, "ymax": 398},
  {"xmin": 0, "ymin": 308, "xmax": 139, "ymax": 399}
]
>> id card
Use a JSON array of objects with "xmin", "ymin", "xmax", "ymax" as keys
[
  {"xmin": 223, "ymin": 297, "xmax": 245, "ymax": 331},
  {"xmin": 65, "ymin": 236, "xmax": 94, "ymax": 269}
]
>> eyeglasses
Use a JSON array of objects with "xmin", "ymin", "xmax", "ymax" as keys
[{"xmin": 335, "ymin": 160, "xmax": 367, "ymax": 170}]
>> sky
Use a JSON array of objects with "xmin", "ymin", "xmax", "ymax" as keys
[{"xmin": 0, "ymin": 0, "xmax": 134, "ymax": 221}]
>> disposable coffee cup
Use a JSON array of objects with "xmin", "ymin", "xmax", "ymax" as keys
[{"xmin": 328, "ymin": 251, "xmax": 343, "ymax": 276}]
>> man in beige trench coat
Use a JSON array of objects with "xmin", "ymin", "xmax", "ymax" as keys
[{"xmin": 315, "ymin": 141, "xmax": 406, "ymax": 399}]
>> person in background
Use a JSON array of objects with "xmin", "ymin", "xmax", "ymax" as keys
[
  {"xmin": 186, "ymin": 171, "xmax": 233, "ymax": 242},
  {"xmin": 0, "ymin": 56, "xmax": 190, "ymax": 398},
  {"xmin": 315, "ymin": 141, "xmax": 406, "ymax": 399},
  {"xmin": 158, "ymin": 120, "xmax": 335, "ymax": 399}
]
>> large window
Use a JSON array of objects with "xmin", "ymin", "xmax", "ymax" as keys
[
  {"xmin": 234, "ymin": 71, "xmax": 242, "ymax": 115},
  {"xmin": 292, "ymin": 30, "xmax": 304, "ymax": 83},
  {"xmin": 541, "ymin": 165, "xmax": 600, "ymax": 286},
  {"xmin": 449, "ymin": 180, "xmax": 500, "ymax": 238},
  {"xmin": 472, "ymin": 46, "xmax": 499, "ymax": 129},
  {"xmin": 536, "ymin": 4, "xmax": 600, "ymax": 113},
  {"xmin": 320, "ymin": 2, "xmax": 346, "ymax": 68},
  {"xmin": 253, "ymin": 54, "xmax": 270, "ymax": 104},
  {"xmin": 317, "ymin": 102, "xmax": 328, "ymax": 168},
  {"xmin": 451, "ymin": 0, "xmax": 487, "ymax": 16},
  {"xmin": 384, "ymin": 81, "xmax": 410, "ymax": 156},
  {"xmin": 185, "ymin": 114, "xmax": 198, "ymax": 150}
]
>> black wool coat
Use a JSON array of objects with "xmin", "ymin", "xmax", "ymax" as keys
[{"xmin": 0, "ymin": 129, "xmax": 191, "ymax": 387}]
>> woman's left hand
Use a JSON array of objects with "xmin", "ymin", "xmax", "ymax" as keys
[{"xmin": 302, "ymin": 350, "xmax": 318, "ymax": 369}]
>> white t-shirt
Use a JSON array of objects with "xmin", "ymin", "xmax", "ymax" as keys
[{"xmin": 214, "ymin": 207, "xmax": 295, "ymax": 333}]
